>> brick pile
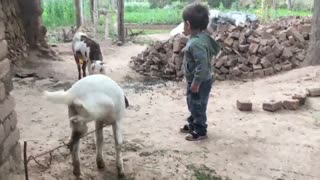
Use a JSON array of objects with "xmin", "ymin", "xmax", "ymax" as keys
[{"xmin": 130, "ymin": 16, "xmax": 311, "ymax": 81}]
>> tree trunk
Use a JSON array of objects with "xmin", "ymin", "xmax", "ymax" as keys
[
  {"xmin": 287, "ymin": 0, "xmax": 293, "ymax": 9},
  {"xmin": 74, "ymin": 0, "xmax": 82, "ymax": 29},
  {"xmin": 117, "ymin": 0, "xmax": 124, "ymax": 44},
  {"xmin": 17, "ymin": 0, "xmax": 43, "ymax": 49},
  {"xmin": 303, "ymin": 0, "xmax": 320, "ymax": 66},
  {"xmin": 90, "ymin": 0, "xmax": 94, "ymax": 23},
  {"xmin": 81, "ymin": 0, "xmax": 86, "ymax": 25},
  {"xmin": 104, "ymin": 12, "xmax": 109, "ymax": 40},
  {"xmin": 93, "ymin": 0, "xmax": 99, "ymax": 37}
]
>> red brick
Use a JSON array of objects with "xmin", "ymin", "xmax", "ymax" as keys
[
  {"xmin": 282, "ymin": 100, "xmax": 300, "ymax": 110},
  {"xmin": 215, "ymin": 56, "xmax": 228, "ymax": 68},
  {"xmin": 239, "ymin": 64, "xmax": 249, "ymax": 72},
  {"xmin": 274, "ymin": 64, "xmax": 282, "ymax": 72},
  {"xmin": 307, "ymin": 88, "xmax": 320, "ymax": 97},
  {"xmin": 264, "ymin": 67, "xmax": 275, "ymax": 76},
  {"xmin": 249, "ymin": 43, "xmax": 259, "ymax": 54},
  {"xmin": 287, "ymin": 27, "xmax": 305, "ymax": 43},
  {"xmin": 224, "ymin": 37, "xmax": 234, "ymax": 47},
  {"xmin": 265, "ymin": 53, "xmax": 276, "ymax": 63},
  {"xmin": 230, "ymin": 32, "xmax": 240, "ymax": 39},
  {"xmin": 260, "ymin": 57, "xmax": 272, "ymax": 68},
  {"xmin": 292, "ymin": 94, "xmax": 307, "ymax": 106},
  {"xmin": 296, "ymin": 53, "xmax": 305, "ymax": 62},
  {"xmin": 220, "ymin": 66, "xmax": 229, "ymax": 74},
  {"xmin": 231, "ymin": 66, "xmax": 241, "ymax": 76},
  {"xmin": 267, "ymin": 39, "xmax": 276, "ymax": 46},
  {"xmin": 273, "ymin": 43, "xmax": 284, "ymax": 57},
  {"xmin": 278, "ymin": 30, "xmax": 287, "ymax": 41},
  {"xmin": 263, "ymin": 100, "xmax": 282, "ymax": 112},
  {"xmin": 237, "ymin": 100, "xmax": 252, "ymax": 111},
  {"xmin": 238, "ymin": 44, "xmax": 249, "ymax": 52},
  {"xmin": 238, "ymin": 57, "xmax": 249, "ymax": 65},
  {"xmin": 247, "ymin": 36, "xmax": 260, "ymax": 44},
  {"xmin": 282, "ymin": 63, "xmax": 293, "ymax": 71},
  {"xmin": 253, "ymin": 70, "xmax": 264, "ymax": 78},
  {"xmin": 281, "ymin": 48, "xmax": 293, "ymax": 59},
  {"xmin": 249, "ymin": 55, "xmax": 260, "ymax": 65},
  {"xmin": 253, "ymin": 64, "xmax": 262, "ymax": 70},
  {"xmin": 300, "ymin": 24, "xmax": 311, "ymax": 33},
  {"xmin": 260, "ymin": 39, "xmax": 268, "ymax": 46}
]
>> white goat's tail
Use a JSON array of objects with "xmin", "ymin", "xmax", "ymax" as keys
[{"xmin": 43, "ymin": 90, "xmax": 74, "ymax": 105}]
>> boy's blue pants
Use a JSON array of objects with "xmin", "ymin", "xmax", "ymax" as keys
[{"xmin": 186, "ymin": 78, "xmax": 213, "ymax": 135}]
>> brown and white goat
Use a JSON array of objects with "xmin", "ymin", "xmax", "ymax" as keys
[{"xmin": 72, "ymin": 32, "xmax": 103, "ymax": 80}]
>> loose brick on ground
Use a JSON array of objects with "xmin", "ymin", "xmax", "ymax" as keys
[
  {"xmin": 282, "ymin": 100, "xmax": 300, "ymax": 110},
  {"xmin": 292, "ymin": 94, "xmax": 307, "ymax": 105},
  {"xmin": 237, "ymin": 100, "xmax": 252, "ymax": 111},
  {"xmin": 307, "ymin": 88, "xmax": 320, "ymax": 97},
  {"xmin": 263, "ymin": 100, "xmax": 282, "ymax": 112}
]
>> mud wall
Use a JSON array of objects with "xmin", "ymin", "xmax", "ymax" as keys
[{"xmin": 0, "ymin": 1, "xmax": 23, "ymax": 179}]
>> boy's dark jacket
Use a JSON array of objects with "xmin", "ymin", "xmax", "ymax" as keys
[{"xmin": 183, "ymin": 32, "xmax": 220, "ymax": 85}]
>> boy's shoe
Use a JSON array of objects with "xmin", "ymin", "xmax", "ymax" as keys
[
  {"xmin": 180, "ymin": 124, "xmax": 193, "ymax": 133},
  {"xmin": 185, "ymin": 131, "xmax": 208, "ymax": 141}
]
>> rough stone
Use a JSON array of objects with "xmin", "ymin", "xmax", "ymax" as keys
[
  {"xmin": 278, "ymin": 30, "xmax": 287, "ymax": 41},
  {"xmin": 0, "ymin": 40, "xmax": 8, "ymax": 60},
  {"xmin": 224, "ymin": 37, "xmax": 234, "ymax": 47},
  {"xmin": 282, "ymin": 100, "xmax": 300, "ymax": 110},
  {"xmin": 0, "ymin": 124, "xmax": 5, "ymax": 143},
  {"xmin": 215, "ymin": 56, "xmax": 228, "ymax": 68},
  {"xmin": 2, "ymin": 128, "xmax": 20, "ymax": 162},
  {"xmin": 300, "ymin": 24, "xmax": 312, "ymax": 33},
  {"xmin": 263, "ymin": 100, "xmax": 282, "ymax": 112},
  {"xmin": 237, "ymin": 100, "xmax": 252, "ymax": 111},
  {"xmin": 231, "ymin": 66, "xmax": 241, "ymax": 76},
  {"xmin": 238, "ymin": 44, "xmax": 249, "ymax": 52},
  {"xmin": 0, "ymin": 58, "xmax": 10, "ymax": 81},
  {"xmin": 0, "ymin": 82, "xmax": 5, "ymax": 102},
  {"xmin": 0, "ymin": 96, "xmax": 15, "ymax": 122}
]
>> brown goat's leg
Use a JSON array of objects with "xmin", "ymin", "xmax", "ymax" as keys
[
  {"xmin": 82, "ymin": 61, "xmax": 87, "ymax": 78},
  {"xmin": 112, "ymin": 121, "xmax": 124, "ymax": 177},
  {"xmin": 74, "ymin": 55, "xmax": 81, "ymax": 80},
  {"xmin": 95, "ymin": 120, "xmax": 105, "ymax": 169}
]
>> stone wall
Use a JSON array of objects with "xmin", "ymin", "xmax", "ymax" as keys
[
  {"xmin": 1, "ymin": 0, "xmax": 28, "ymax": 65},
  {"xmin": 0, "ymin": 2, "xmax": 22, "ymax": 180}
]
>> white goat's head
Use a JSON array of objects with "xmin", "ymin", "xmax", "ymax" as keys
[{"xmin": 89, "ymin": 60, "xmax": 106, "ymax": 75}]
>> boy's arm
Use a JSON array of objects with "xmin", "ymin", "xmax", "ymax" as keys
[{"xmin": 190, "ymin": 43, "xmax": 209, "ymax": 87}]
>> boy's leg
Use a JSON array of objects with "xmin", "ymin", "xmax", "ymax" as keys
[
  {"xmin": 186, "ymin": 79, "xmax": 213, "ymax": 140},
  {"xmin": 181, "ymin": 82, "xmax": 195, "ymax": 133}
]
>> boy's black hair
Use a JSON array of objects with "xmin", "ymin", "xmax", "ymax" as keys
[{"xmin": 182, "ymin": 3, "xmax": 209, "ymax": 31}]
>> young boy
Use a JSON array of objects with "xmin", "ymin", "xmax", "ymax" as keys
[{"xmin": 179, "ymin": 3, "xmax": 220, "ymax": 141}]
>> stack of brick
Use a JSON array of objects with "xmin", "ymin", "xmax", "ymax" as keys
[
  {"xmin": 0, "ymin": 4, "xmax": 22, "ymax": 179},
  {"xmin": 130, "ymin": 16, "xmax": 311, "ymax": 81},
  {"xmin": 130, "ymin": 33, "xmax": 188, "ymax": 80},
  {"xmin": 212, "ymin": 16, "xmax": 311, "ymax": 81}
]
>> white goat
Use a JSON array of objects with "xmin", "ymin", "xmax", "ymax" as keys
[
  {"xmin": 44, "ymin": 74, "xmax": 129, "ymax": 177},
  {"xmin": 72, "ymin": 32, "xmax": 103, "ymax": 80}
]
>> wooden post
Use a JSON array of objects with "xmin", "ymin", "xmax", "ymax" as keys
[
  {"xmin": 74, "ymin": 0, "xmax": 82, "ymax": 29},
  {"xmin": 117, "ymin": 0, "xmax": 124, "ymax": 44}
]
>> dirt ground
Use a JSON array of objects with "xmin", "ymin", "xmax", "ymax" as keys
[{"xmin": 12, "ymin": 34, "xmax": 320, "ymax": 180}]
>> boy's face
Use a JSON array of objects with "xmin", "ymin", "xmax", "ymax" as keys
[{"xmin": 183, "ymin": 21, "xmax": 191, "ymax": 36}]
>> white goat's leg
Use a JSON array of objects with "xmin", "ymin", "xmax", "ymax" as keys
[
  {"xmin": 95, "ymin": 120, "xmax": 105, "ymax": 169},
  {"xmin": 70, "ymin": 130, "xmax": 81, "ymax": 176},
  {"xmin": 112, "ymin": 121, "xmax": 124, "ymax": 177}
]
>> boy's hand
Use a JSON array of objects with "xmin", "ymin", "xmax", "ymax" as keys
[{"xmin": 191, "ymin": 82, "xmax": 200, "ymax": 93}]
